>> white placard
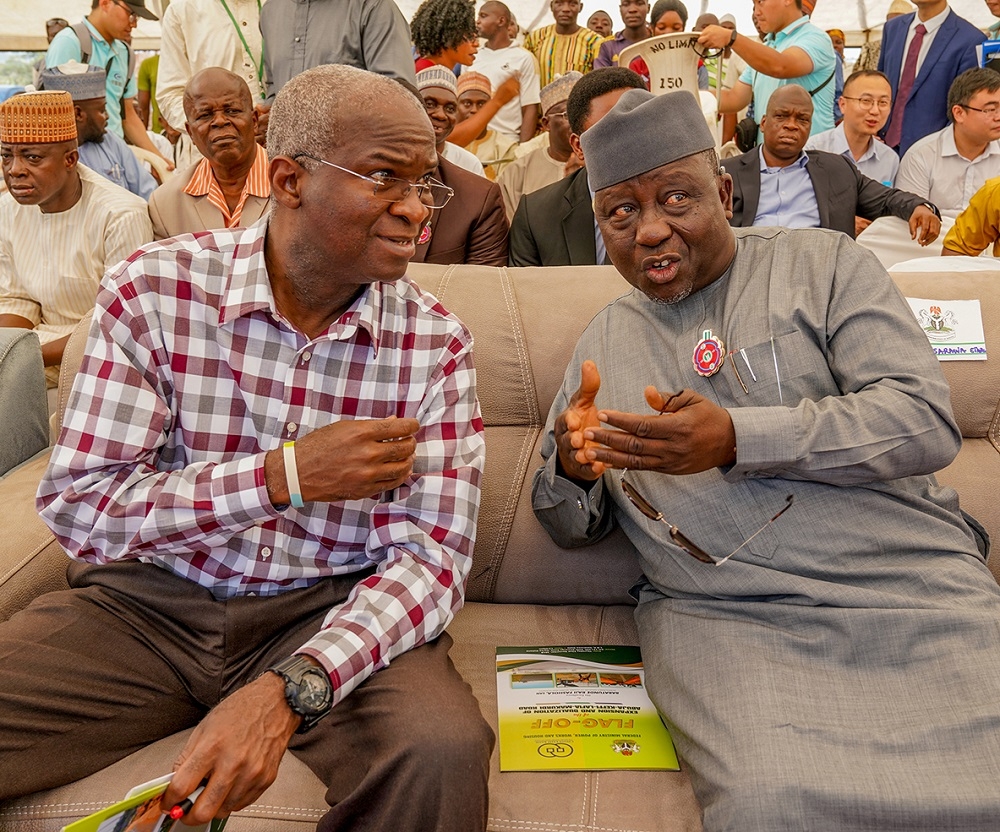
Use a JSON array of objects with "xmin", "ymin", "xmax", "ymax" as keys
[{"xmin": 906, "ymin": 298, "xmax": 987, "ymax": 361}]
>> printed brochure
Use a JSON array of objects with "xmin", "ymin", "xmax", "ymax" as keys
[{"xmin": 496, "ymin": 645, "xmax": 680, "ymax": 771}]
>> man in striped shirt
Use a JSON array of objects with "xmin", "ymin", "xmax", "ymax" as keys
[
  {"xmin": 2, "ymin": 67, "xmax": 492, "ymax": 830},
  {"xmin": 149, "ymin": 68, "xmax": 269, "ymax": 239},
  {"xmin": 524, "ymin": 0, "xmax": 607, "ymax": 87},
  {"xmin": 0, "ymin": 89, "xmax": 152, "ymax": 388}
]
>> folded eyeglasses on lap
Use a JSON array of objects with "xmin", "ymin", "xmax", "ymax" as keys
[
  {"xmin": 619, "ymin": 471, "xmax": 793, "ymax": 566},
  {"xmin": 292, "ymin": 153, "xmax": 455, "ymax": 209}
]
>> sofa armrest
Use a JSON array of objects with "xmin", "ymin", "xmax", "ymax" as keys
[{"xmin": 0, "ymin": 328, "xmax": 48, "ymax": 477}]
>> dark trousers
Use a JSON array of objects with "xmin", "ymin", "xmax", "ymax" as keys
[{"xmin": 0, "ymin": 561, "xmax": 494, "ymax": 831}]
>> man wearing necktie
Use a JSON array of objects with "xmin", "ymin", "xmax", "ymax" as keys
[{"xmin": 878, "ymin": 0, "xmax": 984, "ymax": 156}]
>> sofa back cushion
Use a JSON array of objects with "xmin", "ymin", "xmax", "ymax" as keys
[
  {"xmin": 409, "ymin": 264, "xmax": 647, "ymax": 605},
  {"xmin": 889, "ymin": 267, "xmax": 1000, "ymax": 446}
]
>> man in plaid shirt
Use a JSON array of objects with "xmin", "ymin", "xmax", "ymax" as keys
[{"xmin": 1, "ymin": 65, "xmax": 493, "ymax": 830}]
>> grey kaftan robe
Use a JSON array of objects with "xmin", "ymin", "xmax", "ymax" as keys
[{"xmin": 532, "ymin": 227, "xmax": 1000, "ymax": 831}]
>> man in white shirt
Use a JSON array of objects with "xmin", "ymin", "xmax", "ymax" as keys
[
  {"xmin": 0, "ymin": 91, "xmax": 152, "ymax": 387},
  {"xmin": 896, "ymin": 68, "xmax": 1000, "ymax": 217},
  {"xmin": 807, "ymin": 69, "xmax": 900, "ymax": 186},
  {"xmin": 156, "ymin": 0, "xmax": 267, "ymax": 147},
  {"xmin": 471, "ymin": 1, "xmax": 541, "ymax": 143},
  {"xmin": 498, "ymin": 71, "xmax": 580, "ymax": 219}
]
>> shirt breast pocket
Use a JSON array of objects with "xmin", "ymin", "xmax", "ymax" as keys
[{"xmin": 725, "ymin": 330, "xmax": 834, "ymax": 407}]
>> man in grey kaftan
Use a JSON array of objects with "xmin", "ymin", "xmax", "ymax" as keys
[{"xmin": 531, "ymin": 88, "xmax": 1000, "ymax": 831}]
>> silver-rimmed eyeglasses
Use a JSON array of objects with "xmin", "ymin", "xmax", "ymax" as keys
[
  {"xmin": 293, "ymin": 153, "xmax": 455, "ymax": 209},
  {"xmin": 620, "ymin": 471, "xmax": 793, "ymax": 566}
]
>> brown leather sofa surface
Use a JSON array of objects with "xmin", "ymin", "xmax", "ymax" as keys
[{"xmin": 0, "ymin": 263, "xmax": 997, "ymax": 832}]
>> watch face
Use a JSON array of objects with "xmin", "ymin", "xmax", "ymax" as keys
[{"xmin": 298, "ymin": 669, "xmax": 332, "ymax": 712}]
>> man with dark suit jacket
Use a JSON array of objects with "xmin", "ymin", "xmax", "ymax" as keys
[
  {"xmin": 878, "ymin": 0, "xmax": 984, "ymax": 157},
  {"xmin": 725, "ymin": 85, "xmax": 941, "ymax": 243},
  {"xmin": 509, "ymin": 67, "xmax": 645, "ymax": 266}
]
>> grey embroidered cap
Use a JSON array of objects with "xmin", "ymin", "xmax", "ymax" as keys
[
  {"xmin": 581, "ymin": 88, "xmax": 715, "ymax": 192},
  {"xmin": 38, "ymin": 61, "xmax": 107, "ymax": 102}
]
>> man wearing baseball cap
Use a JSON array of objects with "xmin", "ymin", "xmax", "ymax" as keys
[
  {"xmin": 45, "ymin": 0, "xmax": 171, "ymax": 171},
  {"xmin": 532, "ymin": 88, "xmax": 1000, "ymax": 830},
  {"xmin": 0, "ymin": 90, "xmax": 152, "ymax": 389}
]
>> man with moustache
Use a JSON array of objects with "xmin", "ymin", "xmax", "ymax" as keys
[
  {"xmin": 148, "ymin": 68, "xmax": 269, "ymax": 238},
  {"xmin": 532, "ymin": 87, "xmax": 1000, "ymax": 831},
  {"xmin": 0, "ymin": 90, "xmax": 151, "ymax": 389},
  {"xmin": 38, "ymin": 61, "xmax": 157, "ymax": 200},
  {"xmin": 0, "ymin": 66, "xmax": 492, "ymax": 831}
]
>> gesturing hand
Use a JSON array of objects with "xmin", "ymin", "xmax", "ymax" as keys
[
  {"xmin": 583, "ymin": 387, "xmax": 737, "ymax": 476},
  {"xmin": 266, "ymin": 416, "xmax": 420, "ymax": 506},
  {"xmin": 554, "ymin": 360, "xmax": 607, "ymax": 482}
]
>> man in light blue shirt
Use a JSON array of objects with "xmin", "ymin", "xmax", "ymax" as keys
[
  {"xmin": 46, "ymin": 0, "xmax": 170, "ymax": 171},
  {"xmin": 807, "ymin": 69, "xmax": 900, "ymax": 187},
  {"xmin": 38, "ymin": 63, "xmax": 156, "ymax": 200},
  {"xmin": 697, "ymin": 0, "xmax": 837, "ymax": 138}
]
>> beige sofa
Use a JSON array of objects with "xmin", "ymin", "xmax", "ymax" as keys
[{"xmin": 1, "ymin": 263, "xmax": 998, "ymax": 832}]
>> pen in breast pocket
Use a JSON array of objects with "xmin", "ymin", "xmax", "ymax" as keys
[
  {"xmin": 728, "ymin": 351, "xmax": 748, "ymax": 394},
  {"xmin": 739, "ymin": 348, "xmax": 757, "ymax": 382}
]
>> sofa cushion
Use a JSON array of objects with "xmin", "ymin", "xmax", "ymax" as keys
[{"xmin": 0, "ymin": 602, "xmax": 703, "ymax": 832}]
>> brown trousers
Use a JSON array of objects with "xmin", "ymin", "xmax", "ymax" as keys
[{"xmin": 0, "ymin": 561, "xmax": 494, "ymax": 831}]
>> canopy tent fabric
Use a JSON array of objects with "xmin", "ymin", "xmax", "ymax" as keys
[
  {"xmin": 3, "ymin": 0, "xmax": 996, "ymax": 55},
  {"xmin": 1, "ymin": 0, "xmax": 164, "ymax": 51},
  {"xmin": 808, "ymin": 0, "xmax": 995, "ymax": 45}
]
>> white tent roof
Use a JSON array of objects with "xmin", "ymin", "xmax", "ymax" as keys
[
  {"xmin": 2, "ymin": 0, "xmax": 995, "ymax": 53},
  {"xmin": 1, "ymin": 0, "xmax": 163, "ymax": 51},
  {"xmin": 806, "ymin": 0, "xmax": 994, "ymax": 44}
]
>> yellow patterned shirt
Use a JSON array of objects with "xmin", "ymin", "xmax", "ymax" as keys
[
  {"xmin": 523, "ymin": 24, "xmax": 606, "ymax": 87},
  {"xmin": 942, "ymin": 177, "xmax": 1000, "ymax": 257}
]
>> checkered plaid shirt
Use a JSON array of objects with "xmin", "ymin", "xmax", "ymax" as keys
[{"xmin": 37, "ymin": 219, "xmax": 485, "ymax": 705}]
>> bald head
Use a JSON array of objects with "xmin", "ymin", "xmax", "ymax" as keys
[
  {"xmin": 766, "ymin": 84, "xmax": 813, "ymax": 118},
  {"xmin": 761, "ymin": 85, "xmax": 813, "ymax": 166},
  {"xmin": 183, "ymin": 67, "xmax": 258, "ymax": 171},
  {"xmin": 184, "ymin": 68, "xmax": 253, "ymax": 117}
]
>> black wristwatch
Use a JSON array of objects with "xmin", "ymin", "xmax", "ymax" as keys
[
  {"xmin": 921, "ymin": 202, "xmax": 941, "ymax": 219},
  {"xmin": 728, "ymin": 28, "xmax": 739, "ymax": 47},
  {"xmin": 267, "ymin": 655, "xmax": 333, "ymax": 733}
]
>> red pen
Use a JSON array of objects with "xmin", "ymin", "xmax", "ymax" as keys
[{"xmin": 168, "ymin": 785, "xmax": 205, "ymax": 820}]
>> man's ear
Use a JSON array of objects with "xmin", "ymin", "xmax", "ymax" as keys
[
  {"xmin": 65, "ymin": 147, "xmax": 79, "ymax": 169},
  {"xmin": 74, "ymin": 104, "xmax": 86, "ymax": 125},
  {"xmin": 719, "ymin": 171, "xmax": 734, "ymax": 218},
  {"xmin": 569, "ymin": 132, "xmax": 584, "ymax": 165},
  {"xmin": 270, "ymin": 156, "xmax": 303, "ymax": 209}
]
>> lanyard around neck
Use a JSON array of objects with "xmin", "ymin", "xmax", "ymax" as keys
[{"xmin": 218, "ymin": 0, "xmax": 264, "ymax": 86}]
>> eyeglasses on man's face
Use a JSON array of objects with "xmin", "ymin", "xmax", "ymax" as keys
[
  {"xmin": 842, "ymin": 95, "xmax": 891, "ymax": 110},
  {"xmin": 960, "ymin": 102, "xmax": 1000, "ymax": 117},
  {"xmin": 111, "ymin": 0, "xmax": 138, "ymax": 22},
  {"xmin": 292, "ymin": 153, "xmax": 454, "ymax": 209},
  {"xmin": 620, "ymin": 470, "xmax": 793, "ymax": 566}
]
